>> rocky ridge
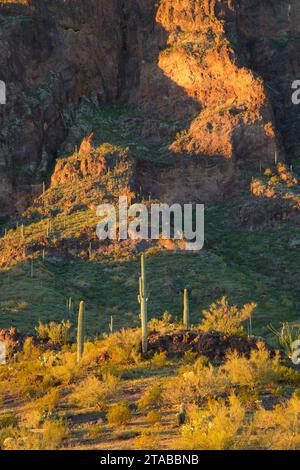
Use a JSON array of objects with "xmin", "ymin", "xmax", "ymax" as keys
[{"xmin": 0, "ymin": 0, "xmax": 300, "ymax": 215}]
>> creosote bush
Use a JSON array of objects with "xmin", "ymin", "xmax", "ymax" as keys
[
  {"xmin": 35, "ymin": 320, "xmax": 72, "ymax": 346},
  {"xmin": 100, "ymin": 328, "xmax": 141, "ymax": 364},
  {"xmin": 223, "ymin": 342, "xmax": 283, "ymax": 388},
  {"xmin": 167, "ymin": 356, "xmax": 230, "ymax": 404},
  {"xmin": 134, "ymin": 429, "xmax": 158, "ymax": 450},
  {"xmin": 137, "ymin": 384, "xmax": 164, "ymax": 411},
  {"xmin": 180, "ymin": 395, "xmax": 247, "ymax": 450},
  {"xmin": 48, "ymin": 351, "xmax": 81, "ymax": 385},
  {"xmin": 0, "ymin": 414, "xmax": 18, "ymax": 430},
  {"xmin": 39, "ymin": 418, "xmax": 69, "ymax": 450},
  {"xmin": 151, "ymin": 351, "xmax": 168, "ymax": 369},
  {"xmin": 253, "ymin": 395, "xmax": 300, "ymax": 450},
  {"xmin": 180, "ymin": 393, "xmax": 300, "ymax": 450},
  {"xmin": 107, "ymin": 402, "xmax": 131, "ymax": 427},
  {"xmin": 34, "ymin": 388, "xmax": 60, "ymax": 415},
  {"xmin": 167, "ymin": 344, "xmax": 299, "ymax": 405},
  {"xmin": 70, "ymin": 373, "xmax": 120, "ymax": 409},
  {"xmin": 146, "ymin": 410, "xmax": 162, "ymax": 425}
]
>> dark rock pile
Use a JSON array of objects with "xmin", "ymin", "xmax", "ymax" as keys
[
  {"xmin": 0, "ymin": 328, "xmax": 24, "ymax": 357},
  {"xmin": 147, "ymin": 330, "xmax": 275, "ymax": 361}
]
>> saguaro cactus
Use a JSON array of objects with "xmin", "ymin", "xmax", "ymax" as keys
[
  {"xmin": 67, "ymin": 297, "xmax": 73, "ymax": 317},
  {"xmin": 138, "ymin": 254, "xmax": 149, "ymax": 354},
  {"xmin": 88, "ymin": 242, "xmax": 92, "ymax": 260},
  {"xmin": 77, "ymin": 301, "xmax": 85, "ymax": 363},
  {"xmin": 109, "ymin": 315, "xmax": 114, "ymax": 334},
  {"xmin": 30, "ymin": 260, "xmax": 34, "ymax": 278},
  {"xmin": 183, "ymin": 289, "xmax": 190, "ymax": 330}
]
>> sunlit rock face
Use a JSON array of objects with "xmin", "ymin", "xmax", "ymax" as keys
[{"xmin": 0, "ymin": 0, "xmax": 298, "ymax": 214}]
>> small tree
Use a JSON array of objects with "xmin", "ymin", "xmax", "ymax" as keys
[{"xmin": 200, "ymin": 297, "xmax": 256, "ymax": 336}]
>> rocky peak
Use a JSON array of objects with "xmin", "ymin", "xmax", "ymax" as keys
[{"xmin": 0, "ymin": 0, "xmax": 299, "ymax": 215}]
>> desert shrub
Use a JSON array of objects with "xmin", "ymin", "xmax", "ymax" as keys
[
  {"xmin": 22, "ymin": 409, "xmax": 44, "ymax": 429},
  {"xmin": 70, "ymin": 373, "xmax": 120, "ymax": 409},
  {"xmin": 101, "ymin": 329, "xmax": 141, "ymax": 364},
  {"xmin": 1, "ymin": 416, "xmax": 68, "ymax": 450},
  {"xmin": 275, "ymin": 365, "xmax": 300, "ymax": 385},
  {"xmin": 253, "ymin": 395, "xmax": 300, "ymax": 450},
  {"xmin": 236, "ymin": 387, "xmax": 259, "ymax": 408},
  {"xmin": 148, "ymin": 312, "xmax": 177, "ymax": 334},
  {"xmin": 35, "ymin": 388, "xmax": 60, "ymax": 415},
  {"xmin": 200, "ymin": 297, "xmax": 256, "ymax": 335},
  {"xmin": 179, "ymin": 395, "xmax": 248, "ymax": 450},
  {"xmin": 81, "ymin": 340, "xmax": 103, "ymax": 367},
  {"xmin": 134, "ymin": 430, "xmax": 158, "ymax": 450},
  {"xmin": 39, "ymin": 418, "xmax": 68, "ymax": 450},
  {"xmin": 35, "ymin": 322, "xmax": 49, "ymax": 342},
  {"xmin": 49, "ymin": 351, "xmax": 81, "ymax": 385},
  {"xmin": 11, "ymin": 361, "xmax": 54, "ymax": 399},
  {"xmin": 137, "ymin": 384, "xmax": 164, "ymax": 411},
  {"xmin": 223, "ymin": 342, "xmax": 281, "ymax": 389},
  {"xmin": 0, "ymin": 414, "xmax": 18, "ymax": 429},
  {"xmin": 151, "ymin": 351, "xmax": 168, "ymax": 369},
  {"xmin": 22, "ymin": 336, "xmax": 40, "ymax": 361},
  {"xmin": 166, "ymin": 357, "xmax": 229, "ymax": 404},
  {"xmin": 0, "ymin": 429, "xmax": 17, "ymax": 449},
  {"xmin": 35, "ymin": 320, "xmax": 72, "ymax": 346},
  {"xmin": 107, "ymin": 402, "xmax": 131, "ymax": 427},
  {"xmin": 183, "ymin": 350, "xmax": 198, "ymax": 364},
  {"xmin": 146, "ymin": 410, "xmax": 162, "ymax": 425}
]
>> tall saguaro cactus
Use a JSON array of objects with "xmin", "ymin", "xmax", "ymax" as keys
[
  {"xmin": 77, "ymin": 301, "xmax": 85, "ymax": 363},
  {"xmin": 138, "ymin": 254, "xmax": 149, "ymax": 354},
  {"xmin": 183, "ymin": 289, "xmax": 190, "ymax": 330}
]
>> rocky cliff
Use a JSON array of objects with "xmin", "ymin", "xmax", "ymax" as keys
[{"xmin": 0, "ymin": 0, "xmax": 299, "ymax": 215}]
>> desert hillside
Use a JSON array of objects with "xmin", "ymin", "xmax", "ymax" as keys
[
  {"xmin": 1, "ymin": 0, "xmax": 300, "ymax": 452},
  {"xmin": 1, "ymin": 0, "xmax": 300, "ymax": 214}
]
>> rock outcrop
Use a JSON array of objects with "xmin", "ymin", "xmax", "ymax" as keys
[
  {"xmin": 0, "ymin": 0, "xmax": 299, "ymax": 214},
  {"xmin": 147, "ymin": 329, "xmax": 276, "ymax": 361}
]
